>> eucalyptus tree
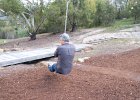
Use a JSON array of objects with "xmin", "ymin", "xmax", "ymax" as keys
[
  {"xmin": 0, "ymin": 0, "xmax": 24, "ymax": 38},
  {"xmin": 128, "ymin": 0, "xmax": 140, "ymax": 23},
  {"xmin": 94, "ymin": 0, "xmax": 116, "ymax": 26},
  {"xmin": 0, "ymin": 0, "xmax": 24, "ymax": 15},
  {"xmin": 21, "ymin": 0, "xmax": 49, "ymax": 40},
  {"xmin": 68, "ymin": 0, "xmax": 96, "ymax": 31},
  {"xmin": 43, "ymin": 0, "xmax": 67, "ymax": 33},
  {"xmin": 0, "ymin": 0, "xmax": 24, "ymax": 27},
  {"xmin": 0, "ymin": 0, "xmax": 50, "ymax": 40},
  {"xmin": 83, "ymin": 0, "xmax": 96, "ymax": 27},
  {"xmin": 113, "ymin": 0, "xmax": 130, "ymax": 19}
]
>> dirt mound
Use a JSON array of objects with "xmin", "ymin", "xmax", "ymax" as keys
[
  {"xmin": 83, "ymin": 48, "xmax": 140, "ymax": 73},
  {"xmin": 0, "ymin": 48, "xmax": 140, "ymax": 100},
  {"xmin": 0, "ymin": 65, "xmax": 140, "ymax": 100}
]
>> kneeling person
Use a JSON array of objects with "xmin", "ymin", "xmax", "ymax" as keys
[{"xmin": 48, "ymin": 33, "xmax": 75, "ymax": 75}]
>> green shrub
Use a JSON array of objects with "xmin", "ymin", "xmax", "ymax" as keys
[
  {"xmin": 17, "ymin": 28, "xmax": 28, "ymax": 38},
  {"xmin": 93, "ymin": 0, "xmax": 116, "ymax": 27},
  {"xmin": 0, "ymin": 20, "xmax": 6, "ymax": 27},
  {"xmin": 0, "ymin": 39, "xmax": 6, "ymax": 44},
  {"xmin": 107, "ymin": 18, "xmax": 134, "ymax": 32}
]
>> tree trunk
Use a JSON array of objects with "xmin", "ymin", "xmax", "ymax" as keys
[
  {"xmin": 29, "ymin": 32, "xmax": 36, "ymax": 40},
  {"xmin": 71, "ymin": 11, "xmax": 77, "ymax": 32},
  {"xmin": 71, "ymin": 0, "xmax": 77, "ymax": 32},
  {"xmin": 71, "ymin": 23, "xmax": 77, "ymax": 32},
  {"xmin": 134, "ymin": 15, "xmax": 137, "ymax": 24},
  {"xmin": 117, "ymin": 8, "xmax": 121, "ymax": 19}
]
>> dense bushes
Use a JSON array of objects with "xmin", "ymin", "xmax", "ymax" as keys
[
  {"xmin": 94, "ymin": 0, "xmax": 116, "ymax": 26},
  {"xmin": 0, "ymin": 0, "xmax": 140, "ymax": 38}
]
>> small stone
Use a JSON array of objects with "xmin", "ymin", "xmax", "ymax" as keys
[
  {"xmin": 78, "ymin": 97, "xmax": 82, "ymax": 99},
  {"xmin": 78, "ymin": 58, "xmax": 84, "ymax": 63},
  {"xmin": 0, "ymin": 49, "xmax": 4, "ymax": 52},
  {"xmin": 0, "ymin": 67, "xmax": 4, "ymax": 70},
  {"xmin": 77, "ymin": 57, "xmax": 90, "ymax": 63}
]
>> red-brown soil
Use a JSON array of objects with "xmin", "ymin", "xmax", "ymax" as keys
[
  {"xmin": 0, "ymin": 32, "xmax": 140, "ymax": 100},
  {"xmin": 83, "ymin": 48, "xmax": 140, "ymax": 73},
  {"xmin": 0, "ymin": 48, "xmax": 140, "ymax": 100}
]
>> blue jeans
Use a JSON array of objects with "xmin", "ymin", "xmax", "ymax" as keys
[{"xmin": 48, "ymin": 63, "xmax": 57, "ymax": 72}]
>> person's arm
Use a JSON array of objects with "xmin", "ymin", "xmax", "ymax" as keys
[{"xmin": 54, "ymin": 47, "xmax": 59, "ymax": 57}]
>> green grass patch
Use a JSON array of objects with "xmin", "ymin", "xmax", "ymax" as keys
[
  {"xmin": 106, "ymin": 18, "xmax": 134, "ymax": 32},
  {"xmin": 0, "ymin": 39, "xmax": 6, "ymax": 44}
]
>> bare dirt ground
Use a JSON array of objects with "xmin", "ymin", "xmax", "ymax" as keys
[{"xmin": 0, "ymin": 27, "xmax": 140, "ymax": 100}]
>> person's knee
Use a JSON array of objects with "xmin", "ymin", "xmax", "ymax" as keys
[
  {"xmin": 48, "ymin": 65, "xmax": 55, "ymax": 72},
  {"xmin": 48, "ymin": 64, "xmax": 57, "ymax": 72}
]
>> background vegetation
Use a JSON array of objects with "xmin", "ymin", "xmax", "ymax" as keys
[{"xmin": 0, "ymin": 0, "xmax": 140, "ymax": 40}]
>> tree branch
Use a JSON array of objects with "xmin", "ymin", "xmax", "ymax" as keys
[
  {"xmin": 21, "ymin": 12, "xmax": 31, "ymax": 28},
  {"xmin": 35, "ymin": 16, "xmax": 47, "ymax": 33}
]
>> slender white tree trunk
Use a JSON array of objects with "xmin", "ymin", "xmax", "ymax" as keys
[
  {"xmin": 21, "ymin": 13, "xmax": 31, "ymax": 29},
  {"xmin": 31, "ymin": 15, "xmax": 35, "ymax": 31}
]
